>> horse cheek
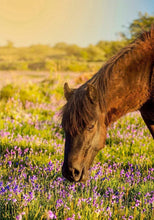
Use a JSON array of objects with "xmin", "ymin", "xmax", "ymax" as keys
[{"xmin": 96, "ymin": 126, "xmax": 107, "ymax": 151}]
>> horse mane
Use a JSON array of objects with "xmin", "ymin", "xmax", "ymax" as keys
[
  {"xmin": 61, "ymin": 26, "xmax": 154, "ymax": 135},
  {"xmin": 61, "ymin": 88, "xmax": 98, "ymax": 136},
  {"xmin": 92, "ymin": 26, "xmax": 154, "ymax": 110}
]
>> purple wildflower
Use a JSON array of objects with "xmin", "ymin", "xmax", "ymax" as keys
[{"xmin": 47, "ymin": 210, "xmax": 57, "ymax": 219}]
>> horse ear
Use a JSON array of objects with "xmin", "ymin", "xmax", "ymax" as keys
[
  {"xmin": 87, "ymin": 83, "xmax": 98, "ymax": 104},
  {"xmin": 64, "ymin": 82, "xmax": 74, "ymax": 101}
]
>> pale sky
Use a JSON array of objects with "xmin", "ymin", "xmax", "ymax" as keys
[{"xmin": 0, "ymin": 0, "xmax": 153, "ymax": 47}]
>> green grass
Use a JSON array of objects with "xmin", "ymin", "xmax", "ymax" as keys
[{"xmin": 0, "ymin": 72, "xmax": 153, "ymax": 220}]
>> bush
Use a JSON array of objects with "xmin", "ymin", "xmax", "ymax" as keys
[
  {"xmin": 66, "ymin": 61, "xmax": 88, "ymax": 72},
  {"xmin": 0, "ymin": 62, "xmax": 28, "ymax": 70},
  {"xmin": 28, "ymin": 62, "xmax": 46, "ymax": 71},
  {"xmin": 0, "ymin": 84, "xmax": 18, "ymax": 100}
]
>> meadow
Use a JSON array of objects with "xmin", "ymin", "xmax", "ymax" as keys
[{"xmin": 0, "ymin": 70, "xmax": 153, "ymax": 220}]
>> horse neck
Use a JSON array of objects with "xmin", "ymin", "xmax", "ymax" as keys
[{"xmin": 91, "ymin": 58, "xmax": 151, "ymax": 126}]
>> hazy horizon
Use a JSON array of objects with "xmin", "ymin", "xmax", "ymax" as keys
[{"xmin": 0, "ymin": 0, "xmax": 153, "ymax": 47}]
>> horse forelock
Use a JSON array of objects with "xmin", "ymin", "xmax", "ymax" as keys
[{"xmin": 61, "ymin": 89, "xmax": 97, "ymax": 136}]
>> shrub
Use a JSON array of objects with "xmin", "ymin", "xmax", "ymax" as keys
[{"xmin": 0, "ymin": 84, "xmax": 18, "ymax": 100}]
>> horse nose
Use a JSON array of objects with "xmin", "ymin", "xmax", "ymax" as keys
[
  {"xmin": 71, "ymin": 166, "xmax": 82, "ymax": 181},
  {"xmin": 62, "ymin": 163, "xmax": 82, "ymax": 182}
]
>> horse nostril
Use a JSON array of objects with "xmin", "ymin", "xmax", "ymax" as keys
[
  {"xmin": 64, "ymin": 165, "xmax": 83, "ymax": 182},
  {"xmin": 73, "ymin": 168, "xmax": 80, "ymax": 177},
  {"xmin": 71, "ymin": 167, "xmax": 82, "ymax": 181}
]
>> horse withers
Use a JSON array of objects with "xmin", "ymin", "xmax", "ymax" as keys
[{"xmin": 61, "ymin": 26, "xmax": 154, "ymax": 182}]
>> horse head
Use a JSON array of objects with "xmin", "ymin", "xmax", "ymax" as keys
[{"xmin": 62, "ymin": 82, "xmax": 107, "ymax": 182}]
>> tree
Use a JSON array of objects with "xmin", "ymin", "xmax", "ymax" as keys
[
  {"xmin": 96, "ymin": 41, "xmax": 126, "ymax": 60},
  {"xmin": 120, "ymin": 12, "xmax": 154, "ymax": 41},
  {"xmin": 85, "ymin": 44, "xmax": 106, "ymax": 61},
  {"xmin": 53, "ymin": 42, "xmax": 68, "ymax": 50},
  {"xmin": 6, "ymin": 40, "xmax": 14, "ymax": 48}
]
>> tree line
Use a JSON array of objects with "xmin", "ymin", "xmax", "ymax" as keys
[{"xmin": 0, "ymin": 13, "xmax": 153, "ymax": 72}]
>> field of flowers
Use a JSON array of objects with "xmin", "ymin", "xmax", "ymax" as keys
[{"xmin": 0, "ymin": 71, "xmax": 153, "ymax": 220}]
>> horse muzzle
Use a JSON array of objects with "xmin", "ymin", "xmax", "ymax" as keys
[{"xmin": 62, "ymin": 163, "xmax": 89, "ymax": 182}]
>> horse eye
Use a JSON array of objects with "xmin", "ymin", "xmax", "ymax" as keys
[{"xmin": 87, "ymin": 124, "xmax": 95, "ymax": 131}]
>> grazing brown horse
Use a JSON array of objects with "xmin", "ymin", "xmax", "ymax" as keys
[{"xmin": 62, "ymin": 26, "xmax": 154, "ymax": 182}]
